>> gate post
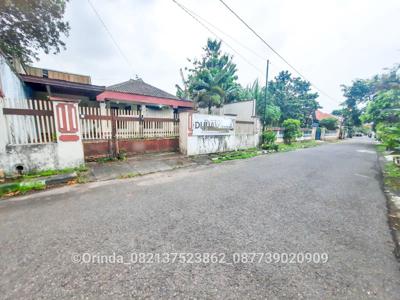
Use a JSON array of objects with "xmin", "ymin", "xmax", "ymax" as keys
[{"xmin": 50, "ymin": 97, "xmax": 84, "ymax": 169}]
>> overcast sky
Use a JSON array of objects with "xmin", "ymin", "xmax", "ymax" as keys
[{"xmin": 36, "ymin": 0, "xmax": 400, "ymax": 112}]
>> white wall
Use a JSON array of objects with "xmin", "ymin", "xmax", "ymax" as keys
[
  {"xmin": 179, "ymin": 112, "xmax": 260, "ymax": 156},
  {"xmin": 197, "ymin": 100, "xmax": 256, "ymax": 122},
  {"xmin": 0, "ymin": 54, "xmax": 29, "ymax": 101}
]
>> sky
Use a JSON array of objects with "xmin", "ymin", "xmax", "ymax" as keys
[{"xmin": 36, "ymin": 0, "xmax": 400, "ymax": 112}]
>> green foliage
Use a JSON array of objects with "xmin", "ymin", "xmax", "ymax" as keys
[
  {"xmin": 0, "ymin": 0, "xmax": 70, "ymax": 63},
  {"xmin": 362, "ymin": 89, "xmax": 400, "ymax": 126},
  {"xmin": 376, "ymin": 123, "xmax": 400, "ymax": 151},
  {"xmin": 278, "ymin": 140, "xmax": 319, "ymax": 152},
  {"xmin": 319, "ymin": 117, "xmax": 338, "ymax": 130},
  {"xmin": 268, "ymin": 71, "xmax": 320, "ymax": 127},
  {"xmin": 177, "ymin": 39, "xmax": 240, "ymax": 113},
  {"xmin": 0, "ymin": 180, "xmax": 46, "ymax": 197},
  {"xmin": 212, "ymin": 149, "xmax": 259, "ymax": 163},
  {"xmin": 262, "ymin": 130, "xmax": 277, "ymax": 145},
  {"xmin": 237, "ymin": 71, "xmax": 320, "ymax": 127},
  {"xmin": 261, "ymin": 130, "xmax": 278, "ymax": 151},
  {"xmin": 22, "ymin": 165, "xmax": 87, "ymax": 179},
  {"xmin": 264, "ymin": 105, "xmax": 281, "ymax": 127},
  {"xmin": 282, "ymin": 119, "xmax": 302, "ymax": 144}
]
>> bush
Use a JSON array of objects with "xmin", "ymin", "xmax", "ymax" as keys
[
  {"xmin": 319, "ymin": 117, "xmax": 338, "ymax": 130},
  {"xmin": 261, "ymin": 130, "xmax": 278, "ymax": 151},
  {"xmin": 283, "ymin": 119, "xmax": 302, "ymax": 144},
  {"xmin": 261, "ymin": 143, "xmax": 279, "ymax": 151},
  {"xmin": 376, "ymin": 123, "xmax": 400, "ymax": 151},
  {"xmin": 262, "ymin": 130, "xmax": 277, "ymax": 145}
]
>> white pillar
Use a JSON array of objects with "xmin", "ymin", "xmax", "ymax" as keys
[{"xmin": 52, "ymin": 99, "xmax": 84, "ymax": 169}]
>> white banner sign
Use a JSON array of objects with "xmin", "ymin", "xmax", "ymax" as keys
[{"xmin": 192, "ymin": 114, "xmax": 235, "ymax": 136}]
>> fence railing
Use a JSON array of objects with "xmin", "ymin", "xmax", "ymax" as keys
[
  {"xmin": 1, "ymin": 98, "xmax": 56, "ymax": 145},
  {"xmin": 325, "ymin": 129, "xmax": 338, "ymax": 136},
  {"xmin": 79, "ymin": 106, "xmax": 179, "ymax": 140}
]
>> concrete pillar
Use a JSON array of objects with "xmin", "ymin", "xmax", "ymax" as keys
[
  {"xmin": 0, "ymin": 98, "xmax": 8, "ymax": 153},
  {"xmin": 311, "ymin": 127, "xmax": 317, "ymax": 140},
  {"xmin": 178, "ymin": 111, "xmax": 190, "ymax": 155},
  {"xmin": 52, "ymin": 98, "xmax": 84, "ymax": 169},
  {"xmin": 321, "ymin": 127, "xmax": 326, "ymax": 141}
]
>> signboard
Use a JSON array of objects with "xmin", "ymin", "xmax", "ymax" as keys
[{"xmin": 192, "ymin": 114, "xmax": 235, "ymax": 136}]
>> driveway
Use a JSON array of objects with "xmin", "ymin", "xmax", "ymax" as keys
[{"xmin": 0, "ymin": 138, "xmax": 399, "ymax": 299}]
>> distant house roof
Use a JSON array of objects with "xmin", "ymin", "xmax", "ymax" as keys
[
  {"xmin": 97, "ymin": 78, "xmax": 193, "ymax": 109},
  {"xmin": 107, "ymin": 79, "xmax": 180, "ymax": 101},
  {"xmin": 315, "ymin": 110, "xmax": 337, "ymax": 121}
]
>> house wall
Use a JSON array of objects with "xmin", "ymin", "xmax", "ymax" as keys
[
  {"xmin": 0, "ymin": 54, "xmax": 30, "ymax": 100},
  {"xmin": 197, "ymin": 100, "xmax": 256, "ymax": 122},
  {"xmin": 0, "ymin": 54, "xmax": 30, "ymax": 156}
]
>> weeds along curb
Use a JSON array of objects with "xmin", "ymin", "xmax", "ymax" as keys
[
  {"xmin": 0, "ymin": 172, "xmax": 77, "ymax": 198},
  {"xmin": 378, "ymin": 155, "xmax": 400, "ymax": 259}
]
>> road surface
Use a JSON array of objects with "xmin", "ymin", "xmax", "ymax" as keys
[{"xmin": 1, "ymin": 138, "xmax": 399, "ymax": 299}]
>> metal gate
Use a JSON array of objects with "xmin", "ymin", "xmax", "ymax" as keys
[{"xmin": 79, "ymin": 106, "xmax": 179, "ymax": 159}]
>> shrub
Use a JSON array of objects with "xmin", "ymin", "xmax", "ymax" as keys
[
  {"xmin": 319, "ymin": 117, "xmax": 338, "ymax": 130},
  {"xmin": 376, "ymin": 123, "xmax": 400, "ymax": 151},
  {"xmin": 283, "ymin": 119, "xmax": 302, "ymax": 144},
  {"xmin": 262, "ymin": 130, "xmax": 277, "ymax": 145},
  {"xmin": 261, "ymin": 143, "xmax": 279, "ymax": 151}
]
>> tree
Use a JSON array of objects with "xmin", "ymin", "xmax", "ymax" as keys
[
  {"xmin": 0, "ymin": 0, "xmax": 70, "ymax": 64},
  {"xmin": 283, "ymin": 119, "xmax": 302, "ymax": 144},
  {"xmin": 176, "ymin": 39, "xmax": 240, "ymax": 113},
  {"xmin": 339, "ymin": 79, "xmax": 374, "ymax": 128},
  {"xmin": 268, "ymin": 71, "xmax": 320, "ymax": 127},
  {"xmin": 319, "ymin": 117, "xmax": 338, "ymax": 130},
  {"xmin": 264, "ymin": 105, "xmax": 281, "ymax": 127},
  {"xmin": 356, "ymin": 64, "xmax": 400, "ymax": 150}
]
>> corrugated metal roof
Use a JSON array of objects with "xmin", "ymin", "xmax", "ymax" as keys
[{"xmin": 107, "ymin": 79, "xmax": 181, "ymax": 100}]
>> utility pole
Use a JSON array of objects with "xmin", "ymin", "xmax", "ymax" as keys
[{"xmin": 263, "ymin": 59, "xmax": 270, "ymax": 132}]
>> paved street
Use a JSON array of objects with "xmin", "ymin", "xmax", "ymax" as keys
[{"xmin": 0, "ymin": 138, "xmax": 399, "ymax": 299}]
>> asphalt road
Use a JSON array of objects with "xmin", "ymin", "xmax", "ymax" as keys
[{"xmin": 1, "ymin": 138, "xmax": 399, "ymax": 299}]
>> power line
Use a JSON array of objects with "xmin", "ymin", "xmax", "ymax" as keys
[
  {"xmin": 171, "ymin": 0, "xmax": 265, "ymax": 76},
  {"xmin": 86, "ymin": 0, "xmax": 136, "ymax": 76},
  {"xmin": 218, "ymin": 0, "xmax": 339, "ymax": 105}
]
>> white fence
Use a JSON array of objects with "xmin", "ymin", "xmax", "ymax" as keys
[
  {"xmin": 1, "ymin": 98, "xmax": 56, "ymax": 145},
  {"xmin": 79, "ymin": 106, "xmax": 179, "ymax": 140}
]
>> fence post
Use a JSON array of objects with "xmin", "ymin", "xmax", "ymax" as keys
[
  {"xmin": 51, "ymin": 97, "xmax": 85, "ymax": 169},
  {"xmin": 321, "ymin": 127, "xmax": 326, "ymax": 140},
  {"xmin": 0, "ymin": 98, "xmax": 8, "ymax": 153},
  {"xmin": 311, "ymin": 127, "xmax": 317, "ymax": 140}
]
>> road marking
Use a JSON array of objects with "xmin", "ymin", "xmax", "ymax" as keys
[
  {"xmin": 356, "ymin": 149, "xmax": 375, "ymax": 154},
  {"xmin": 354, "ymin": 173, "xmax": 370, "ymax": 179}
]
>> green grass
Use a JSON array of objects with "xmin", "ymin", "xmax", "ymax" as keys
[
  {"xmin": 212, "ymin": 149, "xmax": 260, "ymax": 163},
  {"xmin": 384, "ymin": 161, "xmax": 400, "ymax": 190},
  {"xmin": 22, "ymin": 165, "xmax": 88, "ymax": 179},
  {"xmin": 0, "ymin": 180, "xmax": 46, "ymax": 197},
  {"xmin": 376, "ymin": 144, "xmax": 387, "ymax": 154},
  {"xmin": 278, "ymin": 140, "xmax": 319, "ymax": 152}
]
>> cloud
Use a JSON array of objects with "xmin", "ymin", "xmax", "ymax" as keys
[{"xmin": 36, "ymin": 0, "xmax": 400, "ymax": 112}]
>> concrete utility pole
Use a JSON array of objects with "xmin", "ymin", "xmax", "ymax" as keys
[{"xmin": 263, "ymin": 59, "xmax": 270, "ymax": 132}]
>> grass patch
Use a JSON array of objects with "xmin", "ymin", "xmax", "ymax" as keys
[
  {"xmin": 384, "ymin": 162, "xmax": 400, "ymax": 190},
  {"xmin": 0, "ymin": 180, "xmax": 46, "ymax": 197},
  {"xmin": 22, "ymin": 165, "xmax": 88, "ymax": 179},
  {"xmin": 212, "ymin": 149, "xmax": 260, "ymax": 163},
  {"xmin": 278, "ymin": 140, "xmax": 319, "ymax": 152},
  {"xmin": 376, "ymin": 144, "xmax": 387, "ymax": 154}
]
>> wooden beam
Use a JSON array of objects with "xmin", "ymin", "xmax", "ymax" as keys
[{"xmin": 3, "ymin": 108, "xmax": 53, "ymax": 116}]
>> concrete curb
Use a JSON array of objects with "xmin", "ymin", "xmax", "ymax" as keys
[
  {"xmin": 0, "ymin": 172, "xmax": 77, "ymax": 197},
  {"xmin": 378, "ymin": 155, "xmax": 400, "ymax": 259},
  {"xmin": 44, "ymin": 172, "xmax": 77, "ymax": 186}
]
